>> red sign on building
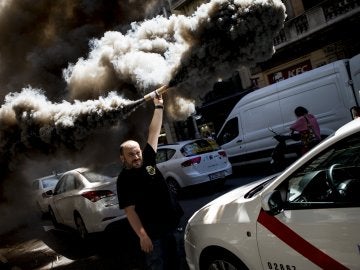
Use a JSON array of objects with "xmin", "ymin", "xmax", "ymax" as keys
[{"xmin": 268, "ymin": 59, "xmax": 312, "ymax": 84}]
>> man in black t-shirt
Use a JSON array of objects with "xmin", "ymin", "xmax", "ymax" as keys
[{"xmin": 117, "ymin": 86, "xmax": 183, "ymax": 270}]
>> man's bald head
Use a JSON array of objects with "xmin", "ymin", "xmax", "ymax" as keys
[{"xmin": 120, "ymin": 140, "xmax": 143, "ymax": 169}]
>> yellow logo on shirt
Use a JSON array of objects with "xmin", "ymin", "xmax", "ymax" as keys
[{"xmin": 146, "ymin": 166, "xmax": 156, "ymax": 175}]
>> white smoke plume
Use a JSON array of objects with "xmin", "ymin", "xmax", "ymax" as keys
[
  {"xmin": 0, "ymin": 0, "xmax": 286, "ymax": 234},
  {"xmin": 65, "ymin": 0, "xmax": 286, "ymax": 118}
]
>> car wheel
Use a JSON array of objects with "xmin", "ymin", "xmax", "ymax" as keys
[
  {"xmin": 74, "ymin": 213, "xmax": 88, "ymax": 240},
  {"xmin": 167, "ymin": 178, "xmax": 181, "ymax": 196},
  {"xmin": 202, "ymin": 249, "xmax": 248, "ymax": 270},
  {"xmin": 49, "ymin": 207, "xmax": 58, "ymax": 227}
]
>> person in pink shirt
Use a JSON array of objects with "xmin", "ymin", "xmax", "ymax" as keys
[{"xmin": 290, "ymin": 106, "xmax": 321, "ymax": 155}]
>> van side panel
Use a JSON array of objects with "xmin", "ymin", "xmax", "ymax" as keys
[
  {"xmin": 241, "ymin": 89, "xmax": 282, "ymax": 156},
  {"xmin": 279, "ymin": 61, "xmax": 354, "ymax": 136}
]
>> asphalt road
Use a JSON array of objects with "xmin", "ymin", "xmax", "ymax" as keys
[{"xmin": 0, "ymin": 165, "xmax": 269, "ymax": 270}]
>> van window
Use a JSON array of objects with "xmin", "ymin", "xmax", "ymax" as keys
[{"xmin": 217, "ymin": 117, "xmax": 239, "ymax": 145}]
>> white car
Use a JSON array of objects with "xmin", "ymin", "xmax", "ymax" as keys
[
  {"xmin": 32, "ymin": 174, "xmax": 60, "ymax": 215},
  {"xmin": 156, "ymin": 138, "xmax": 232, "ymax": 194},
  {"xmin": 185, "ymin": 119, "xmax": 360, "ymax": 270},
  {"xmin": 48, "ymin": 167, "xmax": 126, "ymax": 239}
]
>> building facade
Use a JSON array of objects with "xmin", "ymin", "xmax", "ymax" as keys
[{"xmin": 163, "ymin": 0, "xmax": 360, "ymax": 142}]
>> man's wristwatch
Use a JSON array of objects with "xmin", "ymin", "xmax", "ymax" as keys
[{"xmin": 155, "ymin": 105, "xmax": 164, "ymax": 109}]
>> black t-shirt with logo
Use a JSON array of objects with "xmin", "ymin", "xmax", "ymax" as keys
[{"xmin": 117, "ymin": 143, "xmax": 182, "ymax": 239}]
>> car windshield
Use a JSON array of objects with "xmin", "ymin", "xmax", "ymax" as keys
[
  {"xmin": 81, "ymin": 171, "xmax": 113, "ymax": 183},
  {"xmin": 41, "ymin": 177, "xmax": 59, "ymax": 188},
  {"xmin": 180, "ymin": 139, "xmax": 220, "ymax": 157}
]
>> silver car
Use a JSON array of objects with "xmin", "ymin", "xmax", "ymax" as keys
[
  {"xmin": 48, "ymin": 167, "xmax": 125, "ymax": 239},
  {"xmin": 156, "ymin": 138, "xmax": 233, "ymax": 194},
  {"xmin": 32, "ymin": 174, "xmax": 60, "ymax": 215}
]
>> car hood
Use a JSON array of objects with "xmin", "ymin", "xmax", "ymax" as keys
[{"xmin": 187, "ymin": 174, "xmax": 278, "ymax": 224}]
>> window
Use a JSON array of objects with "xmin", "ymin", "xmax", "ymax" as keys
[
  {"xmin": 216, "ymin": 117, "xmax": 239, "ymax": 145},
  {"xmin": 181, "ymin": 139, "xmax": 220, "ymax": 157},
  {"xmin": 64, "ymin": 175, "xmax": 76, "ymax": 192},
  {"xmin": 42, "ymin": 177, "xmax": 59, "ymax": 189},
  {"xmin": 81, "ymin": 171, "xmax": 112, "ymax": 183},
  {"xmin": 284, "ymin": 133, "xmax": 360, "ymax": 208},
  {"xmin": 54, "ymin": 178, "xmax": 66, "ymax": 195},
  {"xmin": 156, "ymin": 148, "xmax": 176, "ymax": 163}
]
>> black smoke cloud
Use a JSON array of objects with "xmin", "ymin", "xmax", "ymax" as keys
[
  {"xmin": 0, "ymin": 0, "xmax": 286, "ymax": 234},
  {"xmin": 0, "ymin": 0, "xmax": 168, "ymax": 234},
  {"xmin": 0, "ymin": 0, "xmax": 163, "ymax": 102}
]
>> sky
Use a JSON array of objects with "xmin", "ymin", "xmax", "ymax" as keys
[{"xmin": 0, "ymin": 0, "xmax": 286, "ymax": 234}]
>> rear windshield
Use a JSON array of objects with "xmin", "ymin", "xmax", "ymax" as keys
[
  {"xmin": 81, "ymin": 171, "xmax": 113, "ymax": 183},
  {"xmin": 180, "ymin": 139, "xmax": 220, "ymax": 157}
]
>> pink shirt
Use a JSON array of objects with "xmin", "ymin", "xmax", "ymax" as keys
[{"xmin": 290, "ymin": 114, "xmax": 321, "ymax": 139}]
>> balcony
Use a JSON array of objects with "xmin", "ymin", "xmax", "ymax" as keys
[{"xmin": 274, "ymin": 0, "xmax": 360, "ymax": 48}]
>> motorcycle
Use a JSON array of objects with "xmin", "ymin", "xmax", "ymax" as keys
[{"xmin": 269, "ymin": 128, "xmax": 299, "ymax": 172}]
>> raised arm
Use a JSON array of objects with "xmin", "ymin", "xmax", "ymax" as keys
[{"xmin": 147, "ymin": 86, "xmax": 165, "ymax": 151}]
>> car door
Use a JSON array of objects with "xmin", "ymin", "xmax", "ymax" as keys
[
  {"xmin": 53, "ymin": 173, "xmax": 78, "ymax": 226},
  {"xmin": 257, "ymin": 133, "xmax": 360, "ymax": 269}
]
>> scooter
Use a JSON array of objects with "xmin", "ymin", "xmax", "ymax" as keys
[{"xmin": 269, "ymin": 128, "xmax": 296, "ymax": 172}]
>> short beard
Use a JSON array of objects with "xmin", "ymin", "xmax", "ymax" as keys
[{"xmin": 124, "ymin": 159, "xmax": 142, "ymax": 169}]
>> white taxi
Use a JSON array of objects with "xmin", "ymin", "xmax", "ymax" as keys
[
  {"xmin": 156, "ymin": 138, "xmax": 232, "ymax": 194},
  {"xmin": 184, "ymin": 119, "xmax": 360, "ymax": 270}
]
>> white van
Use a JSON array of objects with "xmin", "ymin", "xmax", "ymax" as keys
[{"xmin": 217, "ymin": 54, "xmax": 360, "ymax": 166}]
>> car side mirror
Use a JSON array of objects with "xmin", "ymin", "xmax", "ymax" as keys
[
  {"xmin": 46, "ymin": 190, "xmax": 54, "ymax": 196},
  {"xmin": 261, "ymin": 190, "xmax": 284, "ymax": 215}
]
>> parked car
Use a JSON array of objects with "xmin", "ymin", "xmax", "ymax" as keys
[
  {"xmin": 48, "ymin": 167, "xmax": 125, "ymax": 239},
  {"xmin": 185, "ymin": 119, "xmax": 360, "ymax": 270},
  {"xmin": 156, "ymin": 138, "xmax": 232, "ymax": 194},
  {"xmin": 32, "ymin": 173, "xmax": 61, "ymax": 216}
]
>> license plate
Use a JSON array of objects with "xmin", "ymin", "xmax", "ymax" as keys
[{"xmin": 209, "ymin": 171, "xmax": 225, "ymax": 180}]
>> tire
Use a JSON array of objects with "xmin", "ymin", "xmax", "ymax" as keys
[
  {"xmin": 49, "ymin": 207, "xmax": 58, "ymax": 227},
  {"xmin": 166, "ymin": 178, "xmax": 181, "ymax": 196},
  {"xmin": 74, "ymin": 213, "xmax": 88, "ymax": 240},
  {"xmin": 202, "ymin": 249, "xmax": 248, "ymax": 270}
]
